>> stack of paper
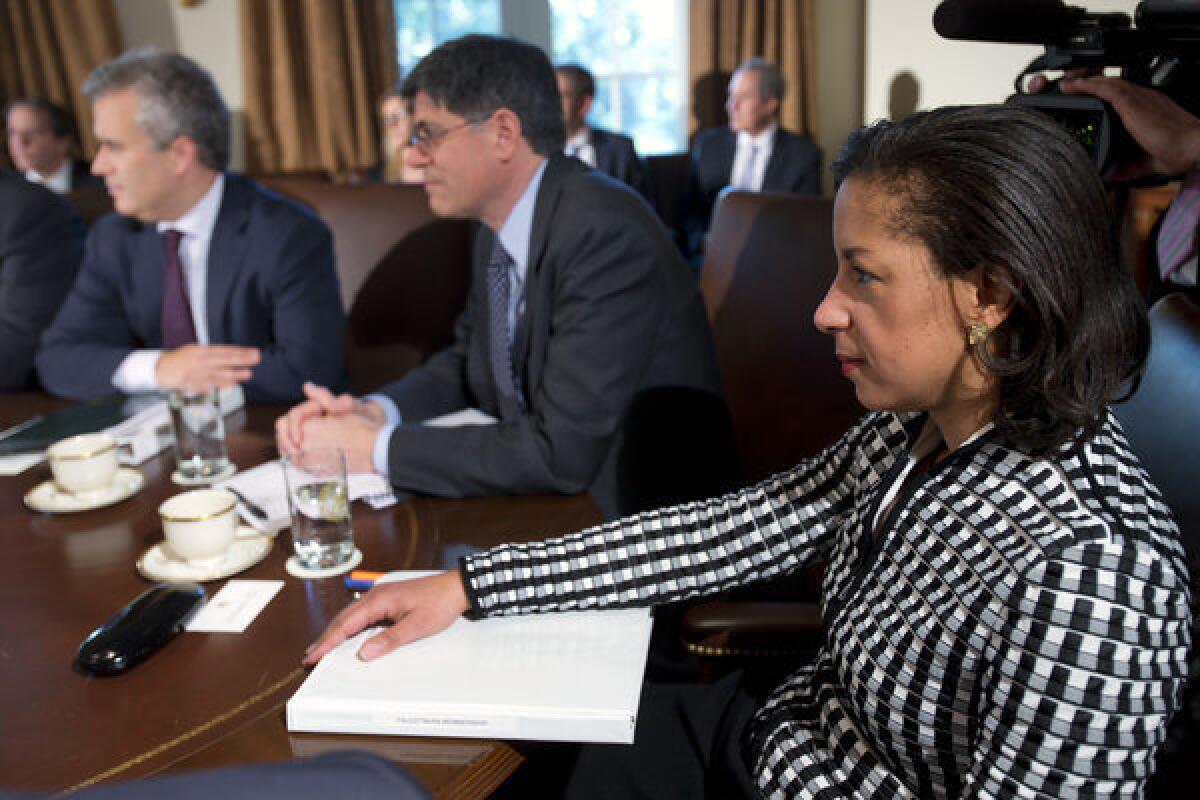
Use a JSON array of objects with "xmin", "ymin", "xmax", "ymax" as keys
[
  {"xmin": 287, "ymin": 573, "xmax": 653, "ymax": 744},
  {"xmin": 216, "ymin": 460, "xmax": 396, "ymax": 534}
]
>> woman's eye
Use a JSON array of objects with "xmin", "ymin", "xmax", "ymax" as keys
[{"xmin": 852, "ymin": 268, "xmax": 877, "ymax": 286}]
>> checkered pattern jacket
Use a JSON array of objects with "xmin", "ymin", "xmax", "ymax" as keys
[{"xmin": 461, "ymin": 411, "xmax": 1192, "ymax": 799}]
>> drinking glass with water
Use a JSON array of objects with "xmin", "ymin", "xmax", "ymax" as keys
[
  {"xmin": 167, "ymin": 389, "xmax": 230, "ymax": 481},
  {"xmin": 282, "ymin": 447, "xmax": 355, "ymax": 570}
]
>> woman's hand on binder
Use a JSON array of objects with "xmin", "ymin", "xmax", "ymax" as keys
[{"xmin": 302, "ymin": 570, "xmax": 470, "ymax": 665}]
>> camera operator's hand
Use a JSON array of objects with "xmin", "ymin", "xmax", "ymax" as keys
[{"xmin": 1060, "ymin": 75, "xmax": 1200, "ymax": 180}]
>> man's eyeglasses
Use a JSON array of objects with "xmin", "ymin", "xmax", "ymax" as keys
[{"xmin": 407, "ymin": 116, "xmax": 489, "ymax": 156}]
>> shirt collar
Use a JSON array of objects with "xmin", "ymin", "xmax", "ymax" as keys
[
  {"xmin": 157, "ymin": 173, "xmax": 225, "ymax": 239},
  {"xmin": 565, "ymin": 127, "xmax": 591, "ymax": 152},
  {"xmin": 26, "ymin": 159, "xmax": 72, "ymax": 193},
  {"xmin": 737, "ymin": 122, "xmax": 777, "ymax": 151},
  {"xmin": 496, "ymin": 159, "xmax": 548, "ymax": 281}
]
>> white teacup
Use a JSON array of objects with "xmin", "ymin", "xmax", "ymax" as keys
[
  {"xmin": 159, "ymin": 489, "xmax": 238, "ymax": 565},
  {"xmin": 47, "ymin": 433, "xmax": 119, "ymax": 495}
]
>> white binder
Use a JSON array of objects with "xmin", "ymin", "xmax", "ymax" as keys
[{"xmin": 287, "ymin": 573, "xmax": 653, "ymax": 744}]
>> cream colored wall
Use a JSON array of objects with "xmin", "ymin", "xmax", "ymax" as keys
[
  {"xmin": 863, "ymin": 0, "xmax": 1137, "ymax": 122},
  {"xmin": 113, "ymin": 0, "xmax": 245, "ymax": 170},
  {"xmin": 815, "ymin": 0, "xmax": 865, "ymax": 194}
]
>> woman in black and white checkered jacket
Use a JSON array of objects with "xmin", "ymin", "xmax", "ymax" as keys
[{"xmin": 307, "ymin": 105, "xmax": 1192, "ymax": 799}]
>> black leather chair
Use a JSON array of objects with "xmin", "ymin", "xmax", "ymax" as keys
[
  {"xmin": 1114, "ymin": 293, "xmax": 1200, "ymax": 798},
  {"xmin": 698, "ymin": 190, "xmax": 862, "ymax": 481},
  {"xmin": 682, "ymin": 191, "xmax": 864, "ymax": 670},
  {"xmin": 258, "ymin": 178, "xmax": 472, "ymax": 394}
]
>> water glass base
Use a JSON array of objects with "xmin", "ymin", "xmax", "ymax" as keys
[
  {"xmin": 171, "ymin": 462, "xmax": 237, "ymax": 487},
  {"xmin": 284, "ymin": 547, "xmax": 363, "ymax": 579}
]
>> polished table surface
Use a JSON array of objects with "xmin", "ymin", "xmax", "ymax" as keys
[{"xmin": 0, "ymin": 394, "xmax": 603, "ymax": 797}]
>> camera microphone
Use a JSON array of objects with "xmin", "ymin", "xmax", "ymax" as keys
[{"xmin": 933, "ymin": 0, "xmax": 1083, "ymax": 45}]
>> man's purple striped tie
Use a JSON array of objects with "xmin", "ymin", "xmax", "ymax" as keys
[
  {"xmin": 161, "ymin": 229, "xmax": 198, "ymax": 348},
  {"xmin": 1157, "ymin": 173, "xmax": 1200, "ymax": 282}
]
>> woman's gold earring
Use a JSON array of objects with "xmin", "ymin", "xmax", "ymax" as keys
[{"xmin": 967, "ymin": 322, "xmax": 990, "ymax": 347}]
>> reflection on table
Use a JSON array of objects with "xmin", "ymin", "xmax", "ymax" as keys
[{"xmin": 0, "ymin": 394, "xmax": 601, "ymax": 798}]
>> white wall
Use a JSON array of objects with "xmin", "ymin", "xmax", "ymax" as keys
[
  {"xmin": 113, "ymin": 0, "xmax": 245, "ymax": 170},
  {"xmin": 815, "ymin": 0, "xmax": 865, "ymax": 189},
  {"xmin": 864, "ymin": 0, "xmax": 1137, "ymax": 122}
]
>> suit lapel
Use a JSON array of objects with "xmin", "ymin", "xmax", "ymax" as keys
[
  {"xmin": 762, "ymin": 128, "xmax": 787, "ymax": 191},
  {"xmin": 710, "ymin": 129, "xmax": 733, "ymax": 187},
  {"xmin": 133, "ymin": 221, "xmax": 166, "ymax": 345},
  {"xmin": 514, "ymin": 156, "xmax": 569, "ymax": 388},
  {"xmin": 204, "ymin": 174, "xmax": 252, "ymax": 343}
]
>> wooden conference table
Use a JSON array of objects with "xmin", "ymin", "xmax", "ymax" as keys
[{"xmin": 0, "ymin": 394, "xmax": 603, "ymax": 797}]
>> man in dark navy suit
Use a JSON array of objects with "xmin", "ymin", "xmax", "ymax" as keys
[
  {"xmin": 682, "ymin": 57, "xmax": 822, "ymax": 262},
  {"xmin": 5, "ymin": 97, "xmax": 103, "ymax": 194},
  {"xmin": 555, "ymin": 64, "xmax": 651, "ymax": 199},
  {"xmin": 37, "ymin": 49, "xmax": 345, "ymax": 404},
  {"xmin": 0, "ymin": 170, "xmax": 83, "ymax": 390}
]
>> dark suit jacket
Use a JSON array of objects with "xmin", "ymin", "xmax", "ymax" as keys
[
  {"xmin": 375, "ymin": 154, "xmax": 725, "ymax": 517},
  {"xmin": 682, "ymin": 125, "xmax": 822, "ymax": 259},
  {"xmin": 590, "ymin": 127, "xmax": 651, "ymax": 199},
  {"xmin": 0, "ymin": 170, "xmax": 84, "ymax": 390},
  {"xmin": 69, "ymin": 159, "xmax": 104, "ymax": 192},
  {"xmin": 37, "ymin": 173, "xmax": 346, "ymax": 403}
]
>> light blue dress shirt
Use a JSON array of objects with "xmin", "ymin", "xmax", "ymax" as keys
[{"xmin": 366, "ymin": 159, "xmax": 549, "ymax": 475}]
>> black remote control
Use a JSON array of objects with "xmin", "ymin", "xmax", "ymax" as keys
[{"xmin": 76, "ymin": 583, "xmax": 206, "ymax": 675}]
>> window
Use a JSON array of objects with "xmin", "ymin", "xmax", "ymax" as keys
[
  {"xmin": 393, "ymin": 0, "xmax": 688, "ymax": 154},
  {"xmin": 394, "ymin": 0, "xmax": 502, "ymax": 76},
  {"xmin": 550, "ymin": 0, "xmax": 687, "ymax": 154}
]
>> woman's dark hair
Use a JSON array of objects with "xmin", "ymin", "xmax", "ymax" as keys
[
  {"xmin": 402, "ymin": 34, "xmax": 565, "ymax": 157},
  {"xmin": 832, "ymin": 104, "xmax": 1149, "ymax": 451}
]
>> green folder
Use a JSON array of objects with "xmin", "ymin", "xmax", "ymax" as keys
[{"xmin": 0, "ymin": 396, "xmax": 132, "ymax": 455}]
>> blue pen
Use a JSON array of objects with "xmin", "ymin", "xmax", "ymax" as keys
[{"xmin": 344, "ymin": 577, "xmax": 376, "ymax": 591}]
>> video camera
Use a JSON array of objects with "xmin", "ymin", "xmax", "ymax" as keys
[{"xmin": 934, "ymin": 0, "xmax": 1200, "ymax": 176}]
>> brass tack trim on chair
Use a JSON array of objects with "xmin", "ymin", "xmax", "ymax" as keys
[{"xmin": 683, "ymin": 642, "xmax": 809, "ymax": 659}]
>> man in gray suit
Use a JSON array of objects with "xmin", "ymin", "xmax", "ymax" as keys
[{"xmin": 278, "ymin": 34, "xmax": 727, "ymax": 518}]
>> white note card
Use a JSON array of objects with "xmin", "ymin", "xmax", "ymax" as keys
[{"xmin": 186, "ymin": 579, "xmax": 284, "ymax": 633}]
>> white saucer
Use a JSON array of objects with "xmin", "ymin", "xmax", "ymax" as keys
[
  {"xmin": 137, "ymin": 526, "xmax": 272, "ymax": 582},
  {"xmin": 171, "ymin": 462, "xmax": 237, "ymax": 487},
  {"xmin": 24, "ymin": 468, "xmax": 145, "ymax": 514},
  {"xmin": 285, "ymin": 547, "xmax": 363, "ymax": 579}
]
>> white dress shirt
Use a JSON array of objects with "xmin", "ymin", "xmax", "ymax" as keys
[
  {"xmin": 25, "ymin": 160, "xmax": 73, "ymax": 194},
  {"xmin": 730, "ymin": 123, "xmax": 777, "ymax": 192},
  {"xmin": 564, "ymin": 127, "xmax": 597, "ymax": 168},
  {"xmin": 111, "ymin": 174, "xmax": 226, "ymax": 393},
  {"xmin": 1169, "ymin": 254, "xmax": 1198, "ymax": 287}
]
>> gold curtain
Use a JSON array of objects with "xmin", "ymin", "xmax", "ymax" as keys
[
  {"xmin": 0, "ymin": 0, "xmax": 123, "ymax": 164},
  {"xmin": 688, "ymin": 0, "xmax": 817, "ymax": 138},
  {"xmin": 240, "ymin": 0, "xmax": 397, "ymax": 178}
]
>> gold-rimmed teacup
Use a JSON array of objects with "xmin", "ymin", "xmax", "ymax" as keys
[
  {"xmin": 159, "ymin": 489, "xmax": 238, "ymax": 565},
  {"xmin": 47, "ymin": 433, "xmax": 119, "ymax": 495}
]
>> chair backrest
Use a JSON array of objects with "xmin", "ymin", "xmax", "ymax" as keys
[
  {"xmin": 1115, "ymin": 293, "xmax": 1200, "ymax": 549},
  {"xmin": 259, "ymin": 178, "xmax": 472, "ymax": 393},
  {"xmin": 1116, "ymin": 298, "xmax": 1200, "ymax": 798},
  {"xmin": 64, "ymin": 187, "xmax": 114, "ymax": 228},
  {"xmin": 646, "ymin": 152, "xmax": 690, "ymax": 237},
  {"xmin": 700, "ymin": 190, "xmax": 862, "ymax": 482}
]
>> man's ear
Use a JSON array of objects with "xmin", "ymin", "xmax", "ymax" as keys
[
  {"xmin": 167, "ymin": 135, "xmax": 200, "ymax": 176},
  {"xmin": 491, "ymin": 108, "xmax": 523, "ymax": 161},
  {"xmin": 956, "ymin": 265, "xmax": 1017, "ymax": 331},
  {"xmin": 580, "ymin": 94, "xmax": 594, "ymax": 120}
]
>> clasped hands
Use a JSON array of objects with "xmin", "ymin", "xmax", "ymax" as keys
[{"xmin": 274, "ymin": 382, "xmax": 384, "ymax": 474}]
